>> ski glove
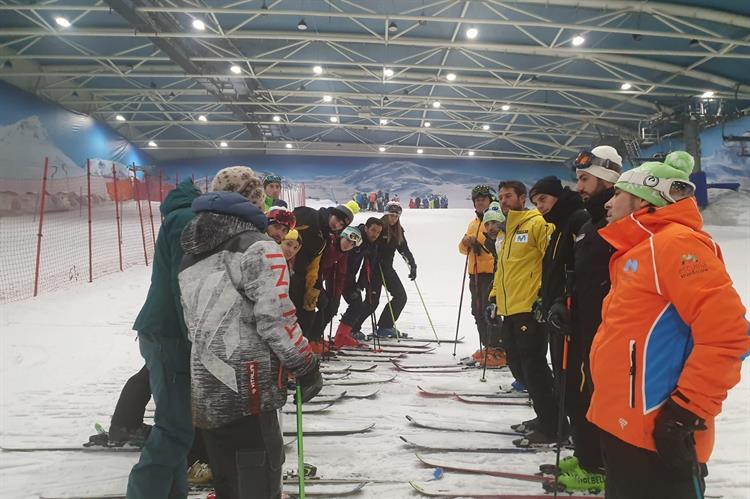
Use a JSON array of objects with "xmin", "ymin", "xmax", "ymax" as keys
[
  {"xmin": 408, "ymin": 265, "xmax": 417, "ymax": 281},
  {"xmin": 348, "ymin": 288, "xmax": 362, "ymax": 303},
  {"xmin": 303, "ymin": 288, "xmax": 320, "ymax": 311},
  {"xmin": 531, "ymin": 297, "xmax": 545, "ymax": 323},
  {"xmin": 470, "ymin": 240, "xmax": 483, "ymax": 255},
  {"xmin": 547, "ymin": 300, "xmax": 570, "ymax": 335},
  {"xmin": 653, "ymin": 395, "xmax": 707, "ymax": 476},
  {"xmin": 484, "ymin": 303, "xmax": 500, "ymax": 325},
  {"xmin": 296, "ymin": 358, "xmax": 323, "ymax": 403}
]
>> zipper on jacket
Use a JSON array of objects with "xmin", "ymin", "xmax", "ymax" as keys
[{"xmin": 628, "ymin": 339, "xmax": 636, "ymax": 409}]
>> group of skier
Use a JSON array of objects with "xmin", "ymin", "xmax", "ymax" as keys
[
  {"xmin": 460, "ymin": 146, "xmax": 749, "ymax": 498},
  {"xmin": 352, "ymin": 190, "xmax": 399, "ymax": 212}
]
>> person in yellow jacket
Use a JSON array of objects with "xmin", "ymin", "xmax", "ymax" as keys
[
  {"xmin": 589, "ymin": 151, "xmax": 750, "ymax": 498},
  {"xmin": 459, "ymin": 185, "xmax": 504, "ymax": 366},
  {"xmin": 489, "ymin": 180, "xmax": 560, "ymax": 446}
]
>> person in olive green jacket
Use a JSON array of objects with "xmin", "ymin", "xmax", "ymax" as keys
[{"xmin": 127, "ymin": 178, "xmax": 201, "ymax": 499}]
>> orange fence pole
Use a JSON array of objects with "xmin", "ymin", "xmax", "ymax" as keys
[
  {"xmin": 144, "ymin": 172, "xmax": 156, "ymax": 252},
  {"xmin": 133, "ymin": 165, "xmax": 149, "ymax": 266},
  {"xmin": 32, "ymin": 157, "xmax": 49, "ymax": 297}
]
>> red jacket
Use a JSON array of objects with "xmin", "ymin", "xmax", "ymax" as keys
[
  {"xmin": 319, "ymin": 234, "xmax": 349, "ymax": 299},
  {"xmin": 588, "ymin": 198, "xmax": 750, "ymax": 462}
]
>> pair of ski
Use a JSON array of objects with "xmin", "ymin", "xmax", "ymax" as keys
[{"xmin": 393, "ymin": 360, "xmax": 509, "ymax": 373}]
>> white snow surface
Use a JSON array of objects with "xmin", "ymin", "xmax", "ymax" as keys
[{"xmin": 1, "ymin": 207, "xmax": 749, "ymax": 499}]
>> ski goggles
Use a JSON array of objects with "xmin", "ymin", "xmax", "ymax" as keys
[
  {"xmin": 267, "ymin": 208, "xmax": 296, "ymax": 229},
  {"xmin": 341, "ymin": 227, "xmax": 363, "ymax": 246},
  {"xmin": 617, "ymin": 169, "xmax": 696, "ymax": 204},
  {"xmin": 572, "ymin": 150, "xmax": 621, "ymax": 182}
]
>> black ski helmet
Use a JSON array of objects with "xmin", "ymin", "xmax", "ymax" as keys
[{"xmin": 471, "ymin": 184, "xmax": 497, "ymax": 201}]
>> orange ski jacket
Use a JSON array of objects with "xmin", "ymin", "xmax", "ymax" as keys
[{"xmin": 587, "ymin": 198, "xmax": 750, "ymax": 463}]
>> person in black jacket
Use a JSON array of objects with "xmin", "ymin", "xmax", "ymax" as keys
[
  {"xmin": 372, "ymin": 201, "xmax": 416, "ymax": 338},
  {"xmin": 333, "ymin": 217, "xmax": 384, "ymax": 347},
  {"xmin": 543, "ymin": 146, "xmax": 622, "ymax": 492},
  {"xmin": 290, "ymin": 200, "xmax": 359, "ymax": 352}
]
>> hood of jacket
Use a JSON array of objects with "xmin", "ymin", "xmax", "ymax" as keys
[
  {"xmin": 543, "ymin": 187, "xmax": 583, "ymax": 226},
  {"xmin": 160, "ymin": 179, "xmax": 201, "ymax": 218},
  {"xmin": 181, "ymin": 192, "xmax": 268, "ymax": 255}
]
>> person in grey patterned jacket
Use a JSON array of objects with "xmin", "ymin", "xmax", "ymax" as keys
[{"xmin": 178, "ymin": 166, "xmax": 321, "ymax": 499}]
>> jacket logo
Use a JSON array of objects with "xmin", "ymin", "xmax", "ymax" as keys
[
  {"xmin": 618, "ymin": 417, "xmax": 628, "ymax": 429},
  {"xmin": 681, "ymin": 254, "xmax": 698, "ymax": 263},
  {"xmin": 515, "ymin": 233, "xmax": 528, "ymax": 243},
  {"xmin": 623, "ymin": 259, "xmax": 638, "ymax": 273},
  {"xmin": 679, "ymin": 254, "xmax": 709, "ymax": 278}
]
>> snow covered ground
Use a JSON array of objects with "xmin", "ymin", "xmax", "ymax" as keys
[{"xmin": 1, "ymin": 206, "xmax": 749, "ymax": 499}]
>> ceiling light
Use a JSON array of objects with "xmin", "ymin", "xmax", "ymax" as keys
[
  {"xmin": 379, "ymin": 118, "xmax": 388, "ymax": 125},
  {"xmin": 115, "ymin": 114, "xmax": 126, "ymax": 122},
  {"xmin": 466, "ymin": 28, "xmax": 478, "ymax": 40},
  {"xmin": 197, "ymin": 115, "xmax": 207, "ymax": 122},
  {"xmin": 297, "ymin": 18, "xmax": 308, "ymax": 31},
  {"xmin": 378, "ymin": 146, "xmax": 386, "ymax": 152},
  {"xmin": 147, "ymin": 140, "xmax": 157, "ymax": 147},
  {"xmin": 230, "ymin": 65, "xmax": 242, "ymax": 74},
  {"xmin": 572, "ymin": 35, "xmax": 585, "ymax": 46},
  {"xmin": 272, "ymin": 115, "xmax": 281, "ymax": 122},
  {"xmin": 330, "ymin": 116, "xmax": 339, "ymax": 123},
  {"xmin": 220, "ymin": 141, "xmax": 228, "ymax": 147},
  {"xmin": 388, "ymin": 21, "xmax": 398, "ymax": 33},
  {"xmin": 55, "ymin": 17, "xmax": 71, "ymax": 28},
  {"xmin": 482, "ymin": 124, "xmax": 490, "ymax": 131},
  {"xmin": 701, "ymin": 91, "xmax": 715, "ymax": 99},
  {"xmin": 432, "ymin": 101, "xmax": 441, "ymax": 109},
  {"xmin": 313, "ymin": 65, "xmax": 323, "ymax": 75},
  {"xmin": 323, "ymin": 94, "xmax": 333, "ymax": 103},
  {"xmin": 501, "ymin": 104, "xmax": 510, "ymax": 111},
  {"xmin": 468, "ymin": 151, "xmax": 475, "ymax": 156},
  {"xmin": 446, "ymin": 72, "xmax": 456, "ymax": 82},
  {"xmin": 383, "ymin": 67, "xmax": 394, "ymax": 78},
  {"xmin": 285, "ymin": 143, "xmax": 293, "ymax": 149},
  {"xmin": 620, "ymin": 82, "xmax": 632, "ymax": 90},
  {"xmin": 192, "ymin": 19, "xmax": 206, "ymax": 31},
  {"xmin": 424, "ymin": 121, "xmax": 431, "ymax": 128},
  {"xmin": 417, "ymin": 148, "xmax": 424, "ymax": 154}
]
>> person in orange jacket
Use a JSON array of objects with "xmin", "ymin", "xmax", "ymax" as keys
[
  {"xmin": 589, "ymin": 151, "xmax": 750, "ymax": 498},
  {"xmin": 458, "ymin": 185, "xmax": 504, "ymax": 366}
]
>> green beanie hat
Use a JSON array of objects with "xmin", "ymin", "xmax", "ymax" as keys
[
  {"xmin": 615, "ymin": 151, "xmax": 695, "ymax": 207},
  {"xmin": 483, "ymin": 201, "xmax": 505, "ymax": 224}
]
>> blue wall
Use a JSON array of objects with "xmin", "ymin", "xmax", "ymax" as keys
[
  {"xmin": 0, "ymin": 81, "xmax": 153, "ymax": 180},
  {"xmin": 641, "ymin": 116, "xmax": 750, "ymax": 188}
]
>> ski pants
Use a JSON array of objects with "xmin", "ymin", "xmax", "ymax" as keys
[
  {"xmin": 127, "ymin": 334, "xmax": 194, "ymax": 499},
  {"xmin": 202, "ymin": 412, "xmax": 284, "ymax": 499},
  {"xmin": 310, "ymin": 289, "xmax": 342, "ymax": 341},
  {"xmin": 340, "ymin": 290, "xmax": 372, "ymax": 332},
  {"xmin": 599, "ymin": 429, "xmax": 707, "ymax": 499},
  {"xmin": 565, "ymin": 326, "xmax": 603, "ymax": 472},
  {"xmin": 469, "ymin": 273, "xmax": 501, "ymax": 348},
  {"xmin": 500, "ymin": 313, "xmax": 561, "ymax": 437},
  {"xmin": 375, "ymin": 265, "xmax": 407, "ymax": 329}
]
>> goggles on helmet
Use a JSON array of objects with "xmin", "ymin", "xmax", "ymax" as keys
[
  {"xmin": 471, "ymin": 184, "xmax": 497, "ymax": 201},
  {"xmin": 386, "ymin": 201, "xmax": 403, "ymax": 215},
  {"xmin": 573, "ymin": 150, "xmax": 618, "ymax": 171},
  {"xmin": 263, "ymin": 174, "xmax": 282, "ymax": 186},
  {"xmin": 340, "ymin": 226, "xmax": 363, "ymax": 246}
]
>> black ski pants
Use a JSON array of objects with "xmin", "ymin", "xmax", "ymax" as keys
[
  {"xmin": 202, "ymin": 412, "xmax": 284, "ymax": 499},
  {"xmin": 600, "ymin": 429, "xmax": 707, "ymax": 499},
  {"xmin": 500, "ymin": 313, "xmax": 561, "ymax": 436},
  {"xmin": 375, "ymin": 265, "xmax": 407, "ymax": 329},
  {"xmin": 469, "ymin": 273, "xmax": 501, "ymax": 348}
]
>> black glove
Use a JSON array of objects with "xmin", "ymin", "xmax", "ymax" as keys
[
  {"xmin": 547, "ymin": 300, "xmax": 570, "ymax": 335},
  {"xmin": 348, "ymin": 288, "xmax": 362, "ymax": 303},
  {"xmin": 408, "ymin": 265, "xmax": 417, "ymax": 281},
  {"xmin": 532, "ymin": 297, "xmax": 544, "ymax": 323},
  {"xmin": 296, "ymin": 358, "xmax": 323, "ymax": 404},
  {"xmin": 484, "ymin": 303, "xmax": 498, "ymax": 324},
  {"xmin": 653, "ymin": 396, "xmax": 707, "ymax": 476},
  {"xmin": 470, "ymin": 240, "xmax": 483, "ymax": 255}
]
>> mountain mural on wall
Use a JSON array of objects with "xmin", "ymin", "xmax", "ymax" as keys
[{"xmin": 0, "ymin": 117, "xmax": 82, "ymax": 179}]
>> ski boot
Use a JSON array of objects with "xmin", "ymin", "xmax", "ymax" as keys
[
  {"xmin": 543, "ymin": 465, "xmax": 606, "ymax": 495},
  {"xmin": 283, "ymin": 463, "xmax": 318, "ymax": 480},
  {"xmin": 333, "ymin": 323, "xmax": 367, "ymax": 350},
  {"xmin": 510, "ymin": 417, "xmax": 538, "ymax": 434},
  {"xmin": 513, "ymin": 429, "xmax": 569, "ymax": 448},
  {"xmin": 375, "ymin": 327, "xmax": 398, "ymax": 338},
  {"xmin": 510, "ymin": 379, "xmax": 527, "ymax": 393},
  {"xmin": 187, "ymin": 460, "xmax": 213, "ymax": 487},
  {"xmin": 539, "ymin": 455, "xmax": 579, "ymax": 475},
  {"xmin": 351, "ymin": 330, "xmax": 366, "ymax": 341}
]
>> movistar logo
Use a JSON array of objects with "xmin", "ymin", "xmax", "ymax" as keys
[{"xmin": 624, "ymin": 259, "xmax": 638, "ymax": 273}]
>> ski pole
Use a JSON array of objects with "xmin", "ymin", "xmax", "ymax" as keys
[
  {"xmin": 295, "ymin": 383, "xmax": 306, "ymax": 499},
  {"xmin": 480, "ymin": 344, "xmax": 489, "ymax": 383},
  {"xmin": 378, "ymin": 263, "xmax": 400, "ymax": 342},
  {"xmin": 413, "ymin": 279, "xmax": 440, "ymax": 345},
  {"xmin": 453, "ymin": 223, "xmax": 482, "ymax": 356},
  {"xmin": 553, "ymin": 267, "xmax": 575, "ymax": 499}
]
